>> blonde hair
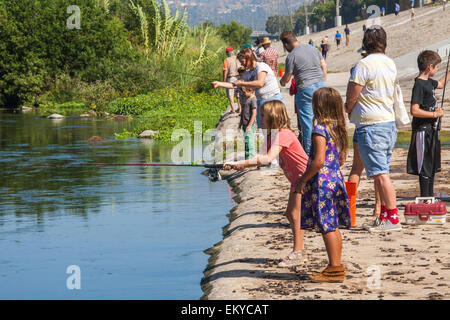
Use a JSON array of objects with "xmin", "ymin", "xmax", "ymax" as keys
[
  {"xmin": 312, "ymin": 87, "xmax": 348, "ymax": 161},
  {"xmin": 261, "ymin": 100, "xmax": 292, "ymax": 131}
]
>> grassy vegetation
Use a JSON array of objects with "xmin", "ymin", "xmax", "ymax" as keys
[{"xmin": 109, "ymin": 87, "xmax": 229, "ymax": 143}]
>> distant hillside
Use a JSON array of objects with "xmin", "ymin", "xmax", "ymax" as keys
[{"xmin": 167, "ymin": 0, "xmax": 305, "ymax": 31}]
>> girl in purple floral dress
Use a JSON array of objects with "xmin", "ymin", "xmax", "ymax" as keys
[{"xmin": 296, "ymin": 87, "xmax": 351, "ymax": 283}]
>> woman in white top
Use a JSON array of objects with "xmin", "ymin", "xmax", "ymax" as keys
[{"xmin": 213, "ymin": 48, "xmax": 285, "ymax": 128}]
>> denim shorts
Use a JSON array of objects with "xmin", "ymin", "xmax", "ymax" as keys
[{"xmin": 353, "ymin": 122, "xmax": 397, "ymax": 178}]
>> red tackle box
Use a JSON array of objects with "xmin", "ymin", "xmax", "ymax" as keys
[{"xmin": 404, "ymin": 197, "xmax": 447, "ymax": 225}]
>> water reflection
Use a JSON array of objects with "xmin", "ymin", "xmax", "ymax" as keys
[{"xmin": 0, "ymin": 110, "xmax": 233, "ymax": 299}]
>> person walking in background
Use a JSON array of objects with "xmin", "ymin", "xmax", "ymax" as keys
[
  {"xmin": 224, "ymin": 101, "xmax": 309, "ymax": 268},
  {"xmin": 344, "ymin": 25, "xmax": 350, "ymax": 46},
  {"xmin": 443, "ymin": 0, "xmax": 446, "ymax": 11},
  {"xmin": 410, "ymin": 0, "xmax": 415, "ymax": 8},
  {"xmin": 411, "ymin": 7, "xmax": 416, "ymax": 22},
  {"xmin": 381, "ymin": 7, "xmax": 386, "ymax": 16},
  {"xmin": 395, "ymin": 2, "xmax": 400, "ymax": 16},
  {"xmin": 335, "ymin": 30, "xmax": 342, "ymax": 49},
  {"xmin": 280, "ymin": 31, "xmax": 327, "ymax": 155},
  {"xmin": 345, "ymin": 25, "xmax": 400, "ymax": 232},
  {"xmin": 296, "ymin": 87, "xmax": 350, "ymax": 283},
  {"xmin": 259, "ymin": 37, "xmax": 279, "ymax": 76},
  {"xmin": 320, "ymin": 39, "xmax": 328, "ymax": 60},
  {"xmin": 223, "ymin": 47, "xmax": 241, "ymax": 113},
  {"xmin": 309, "ymin": 39, "xmax": 314, "ymax": 47},
  {"xmin": 363, "ymin": 24, "xmax": 367, "ymax": 32},
  {"xmin": 407, "ymin": 50, "xmax": 449, "ymax": 197}
]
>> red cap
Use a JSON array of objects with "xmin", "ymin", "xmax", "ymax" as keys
[{"xmin": 225, "ymin": 47, "xmax": 233, "ymax": 52}]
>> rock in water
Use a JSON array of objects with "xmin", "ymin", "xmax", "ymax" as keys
[
  {"xmin": 47, "ymin": 114, "xmax": 64, "ymax": 119},
  {"xmin": 138, "ymin": 130, "xmax": 159, "ymax": 139},
  {"xmin": 88, "ymin": 136, "xmax": 104, "ymax": 143},
  {"xmin": 113, "ymin": 115, "xmax": 129, "ymax": 122},
  {"xmin": 79, "ymin": 113, "xmax": 90, "ymax": 118},
  {"xmin": 21, "ymin": 106, "xmax": 33, "ymax": 112}
]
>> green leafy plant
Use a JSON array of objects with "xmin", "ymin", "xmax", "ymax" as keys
[{"xmin": 109, "ymin": 87, "xmax": 228, "ymax": 143}]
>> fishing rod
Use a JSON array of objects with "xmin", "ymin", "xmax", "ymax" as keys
[
  {"xmin": 162, "ymin": 68, "xmax": 215, "ymax": 81},
  {"xmin": 439, "ymin": 50, "xmax": 450, "ymax": 118},
  {"xmin": 47, "ymin": 163, "xmax": 227, "ymax": 168},
  {"xmin": 434, "ymin": 50, "xmax": 449, "ymax": 131}
]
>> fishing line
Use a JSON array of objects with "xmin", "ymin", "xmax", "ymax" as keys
[
  {"xmin": 32, "ymin": 163, "xmax": 233, "ymax": 181},
  {"xmin": 440, "ymin": 50, "xmax": 450, "ymax": 110}
]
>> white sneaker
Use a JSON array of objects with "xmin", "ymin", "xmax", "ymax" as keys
[
  {"xmin": 270, "ymin": 159, "xmax": 280, "ymax": 169},
  {"xmin": 278, "ymin": 250, "xmax": 308, "ymax": 268},
  {"xmin": 369, "ymin": 220, "xmax": 402, "ymax": 233},
  {"xmin": 363, "ymin": 217, "xmax": 381, "ymax": 230}
]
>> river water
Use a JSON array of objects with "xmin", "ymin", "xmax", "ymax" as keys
[{"xmin": 0, "ymin": 110, "xmax": 233, "ymax": 299}]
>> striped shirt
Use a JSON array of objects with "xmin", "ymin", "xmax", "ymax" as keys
[{"xmin": 349, "ymin": 53, "xmax": 397, "ymax": 126}]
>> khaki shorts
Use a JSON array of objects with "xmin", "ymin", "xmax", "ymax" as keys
[{"xmin": 226, "ymin": 76, "xmax": 238, "ymax": 100}]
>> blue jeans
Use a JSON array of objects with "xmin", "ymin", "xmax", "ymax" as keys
[
  {"xmin": 256, "ymin": 93, "xmax": 285, "ymax": 128},
  {"xmin": 353, "ymin": 122, "xmax": 397, "ymax": 178},
  {"xmin": 295, "ymin": 81, "xmax": 326, "ymax": 155}
]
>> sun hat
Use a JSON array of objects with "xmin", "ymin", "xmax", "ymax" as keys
[{"xmin": 261, "ymin": 37, "xmax": 271, "ymax": 45}]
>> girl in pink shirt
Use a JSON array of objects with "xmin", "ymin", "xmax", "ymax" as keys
[{"xmin": 224, "ymin": 100, "xmax": 309, "ymax": 267}]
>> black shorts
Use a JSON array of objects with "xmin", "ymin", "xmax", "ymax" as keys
[
  {"xmin": 407, "ymin": 126, "xmax": 441, "ymax": 177},
  {"xmin": 336, "ymin": 39, "xmax": 341, "ymax": 45}
]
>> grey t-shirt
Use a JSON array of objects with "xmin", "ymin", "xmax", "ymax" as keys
[
  {"xmin": 241, "ymin": 96, "xmax": 257, "ymax": 126},
  {"xmin": 245, "ymin": 62, "xmax": 280, "ymax": 100},
  {"xmin": 285, "ymin": 44, "xmax": 324, "ymax": 90}
]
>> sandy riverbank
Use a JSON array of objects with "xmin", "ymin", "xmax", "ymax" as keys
[
  {"xmin": 201, "ymin": 7, "xmax": 450, "ymax": 298},
  {"xmin": 201, "ymin": 85, "xmax": 450, "ymax": 300}
]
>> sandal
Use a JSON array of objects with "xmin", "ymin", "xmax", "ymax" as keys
[{"xmin": 309, "ymin": 265, "xmax": 346, "ymax": 283}]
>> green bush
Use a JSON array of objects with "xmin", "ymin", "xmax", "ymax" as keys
[
  {"xmin": 216, "ymin": 20, "xmax": 252, "ymax": 48},
  {"xmin": 0, "ymin": 0, "xmax": 136, "ymax": 107},
  {"xmin": 37, "ymin": 101, "xmax": 91, "ymax": 117},
  {"xmin": 110, "ymin": 87, "xmax": 229, "ymax": 142}
]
